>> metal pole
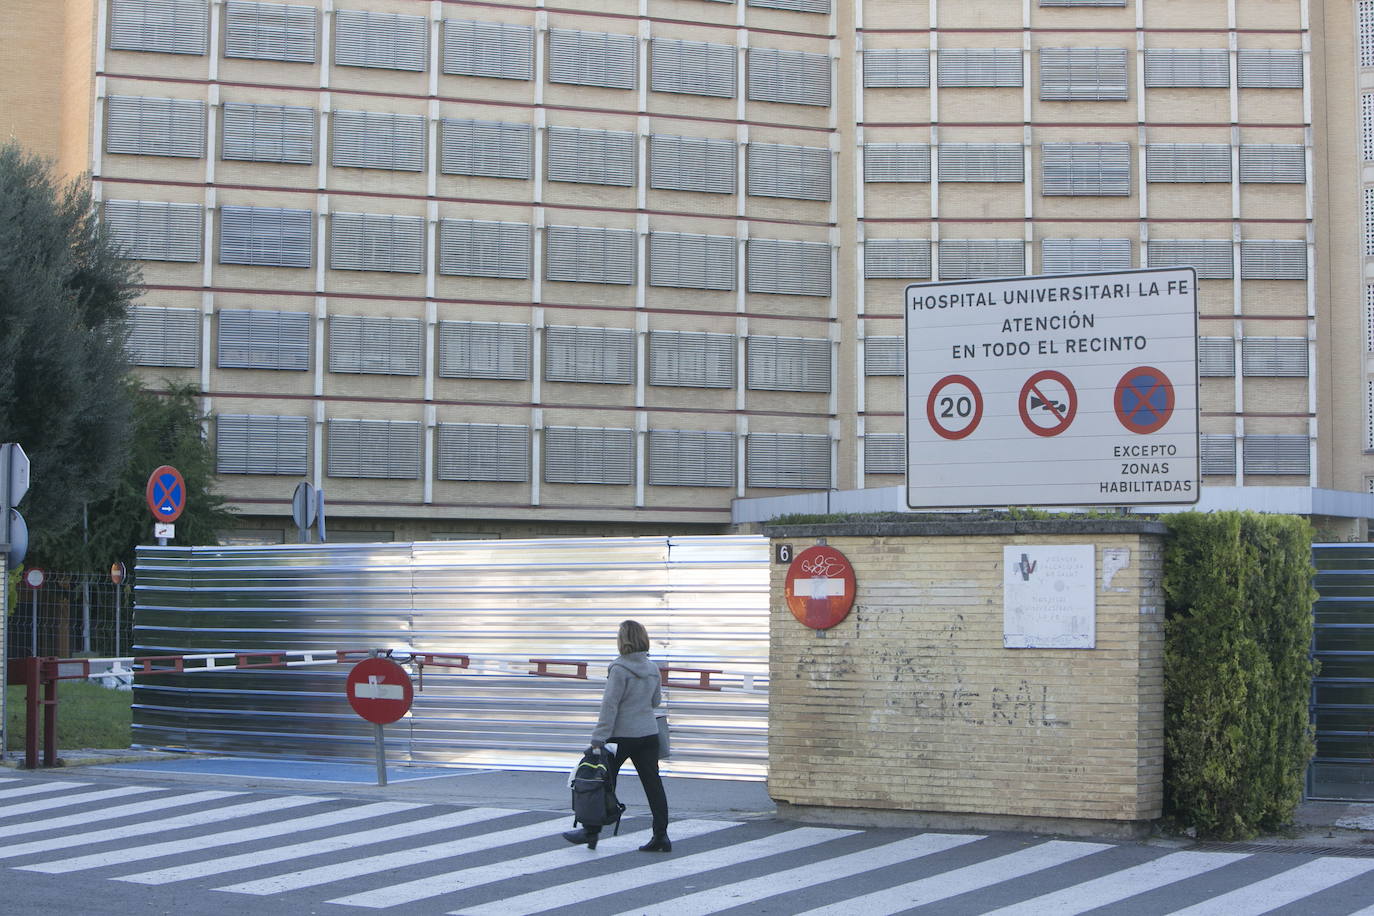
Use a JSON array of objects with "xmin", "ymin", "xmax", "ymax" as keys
[
  {"xmin": 82, "ymin": 579, "xmax": 91, "ymax": 655},
  {"xmin": 375, "ymin": 722, "xmax": 387, "ymax": 787},
  {"xmin": 114, "ymin": 584, "xmax": 122, "ymax": 657},
  {"xmin": 30, "ymin": 588, "xmax": 37, "ymax": 657},
  {"xmin": 0, "ymin": 551, "xmax": 8, "ymax": 764}
]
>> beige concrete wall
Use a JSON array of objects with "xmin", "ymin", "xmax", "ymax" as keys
[{"xmin": 767, "ymin": 522, "xmax": 1166, "ymax": 837}]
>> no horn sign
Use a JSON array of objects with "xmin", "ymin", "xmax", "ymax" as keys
[{"xmin": 905, "ymin": 268, "xmax": 1199, "ymax": 509}]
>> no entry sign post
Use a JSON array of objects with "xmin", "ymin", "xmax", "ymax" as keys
[{"xmin": 345, "ymin": 652, "xmax": 414, "ymax": 786}]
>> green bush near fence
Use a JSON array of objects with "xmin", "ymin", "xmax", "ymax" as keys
[
  {"xmin": 4, "ymin": 682, "xmax": 132, "ymax": 753},
  {"xmin": 1162, "ymin": 511, "xmax": 1318, "ymax": 840}
]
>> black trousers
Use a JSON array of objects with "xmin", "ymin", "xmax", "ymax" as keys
[{"xmin": 587, "ymin": 733, "xmax": 669, "ymax": 836}]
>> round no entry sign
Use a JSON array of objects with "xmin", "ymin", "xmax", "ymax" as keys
[
  {"xmin": 346, "ymin": 657, "xmax": 414, "ymax": 724},
  {"xmin": 784, "ymin": 545, "xmax": 857, "ymax": 630}
]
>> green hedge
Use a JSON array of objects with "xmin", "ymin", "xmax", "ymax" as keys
[{"xmin": 1162, "ymin": 511, "xmax": 1318, "ymax": 839}]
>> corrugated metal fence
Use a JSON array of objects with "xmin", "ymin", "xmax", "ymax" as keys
[
  {"xmin": 132, "ymin": 536, "xmax": 770, "ymax": 779},
  {"xmin": 1309, "ymin": 543, "xmax": 1374, "ymax": 801}
]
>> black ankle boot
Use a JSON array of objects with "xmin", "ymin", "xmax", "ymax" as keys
[
  {"xmin": 562, "ymin": 828, "xmax": 598, "ymax": 850},
  {"xmin": 638, "ymin": 833, "xmax": 671, "ymax": 852}
]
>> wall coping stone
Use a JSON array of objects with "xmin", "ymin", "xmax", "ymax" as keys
[{"xmin": 761, "ymin": 518, "xmax": 1170, "ymax": 539}]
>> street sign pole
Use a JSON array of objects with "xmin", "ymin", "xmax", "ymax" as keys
[
  {"xmin": 370, "ymin": 650, "xmax": 387, "ymax": 787},
  {"xmin": 0, "ymin": 442, "xmax": 31, "ymax": 766}
]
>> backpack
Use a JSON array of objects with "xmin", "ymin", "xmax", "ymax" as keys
[{"xmin": 569, "ymin": 747, "xmax": 625, "ymax": 833}]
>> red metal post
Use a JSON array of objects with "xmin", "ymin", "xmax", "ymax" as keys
[
  {"xmin": 43, "ymin": 667, "xmax": 57, "ymax": 767},
  {"xmin": 23, "ymin": 657, "xmax": 39, "ymax": 770}
]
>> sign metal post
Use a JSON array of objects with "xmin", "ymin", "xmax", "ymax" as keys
[{"xmin": 345, "ymin": 651, "xmax": 414, "ymax": 787}]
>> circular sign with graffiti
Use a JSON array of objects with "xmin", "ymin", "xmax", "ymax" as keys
[{"xmin": 784, "ymin": 545, "xmax": 857, "ymax": 630}]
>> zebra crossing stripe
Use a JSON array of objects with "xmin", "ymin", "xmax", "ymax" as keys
[
  {"xmin": 978, "ymin": 850, "xmax": 1252, "ymax": 915},
  {"xmin": 1345, "ymin": 903, "xmax": 1374, "ymax": 916},
  {"xmin": 454, "ymin": 826, "xmax": 861, "ymax": 916},
  {"xmin": 0, "ymin": 785, "xmax": 161, "ymax": 820},
  {"xmin": 118, "ymin": 807, "xmax": 514, "ymax": 885},
  {"xmin": 0, "ymin": 781, "xmax": 89, "ymax": 800},
  {"xmin": 19, "ymin": 801, "xmax": 423, "ymax": 874},
  {"xmin": 611, "ymin": 831, "xmax": 985, "ymax": 916},
  {"xmin": 327, "ymin": 819, "xmax": 741, "ymax": 910},
  {"xmin": 791, "ymin": 839, "xmax": 1115, "ymax": 916},
  {"xmin": 0, "ymin": 794, "xmax": 331, "ymax": 862},
  {"xmin": 0, "ymin": 791, "xmax": 240, "ymax": 840},
  {"xmin": 217, "ymin": 815, "xmax": 574, "ymax": 896},
  {"xmin": 1162, "ymin": 857, "xmax": 1374, "ymax": 915}
]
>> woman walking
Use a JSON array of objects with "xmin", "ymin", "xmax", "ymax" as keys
[{"xmin": 563, "ymin": 619, "xmax": 671, "ymax": 852}]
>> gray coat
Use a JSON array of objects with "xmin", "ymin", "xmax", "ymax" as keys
[{"xmin": 591, "ymin": 651, "xmax": 662, "ymax": 743}]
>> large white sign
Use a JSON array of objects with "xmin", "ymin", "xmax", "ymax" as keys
[
  {"xmin": 905, "ymin": 268, "xmax": 1199, "ymax": 508},
  {"xmin": 1003, "ymin": 545, "xmax": 1096, "ymax": 649}
]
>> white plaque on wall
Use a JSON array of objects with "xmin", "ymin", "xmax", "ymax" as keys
[{"xmin": 1003, "ymin": 545, "xmax": 1096, "ymax": 649}]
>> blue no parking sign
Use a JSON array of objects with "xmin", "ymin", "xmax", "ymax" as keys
[
  {"xmin": 145, "ymin": 465, "xmax": 186, "ymax": 523},
  {"xmin": 1114, "ymin": 366, "xmax": 1176, "ymax": 435}
]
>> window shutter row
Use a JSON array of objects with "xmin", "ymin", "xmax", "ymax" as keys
[
  {"xmin": 109, "ymin": 0, "xmax": 207, "ymax": 55},
  {"xmin": 651, "ymin": 39, "xmax": 737, "ymax": 97},
  {"xmin": 440, "ymin": 119, "xmax": 532, "ymax": 179},
  {"xmin": 1143, "ymin": 49, "xmax": 1230, "ymax": 88},
  {"xmin": 548, "ymin": 29, "xmax": 637, "ymax": 90},
  {"xmin": 864, "ymin": 239, "xmax": 932, "ymax": 279},
  {"xmin": 544, "ymin": 426, "xmax": 634, "ymax": 484},
  {"xmin": 329, "ymin": 315, "xmax": 423, "ymax": 376},
  {"xmin": 649, "ymin": 134, "xmax": 736, "ymax": 194},
  {"xmin": 216, "ymin": 414, "xmax": 309, "ymax": 475},
  {"xmin": 442, "ymin": 19, "xmax": 533, "ymax": 81},
  {"xmin": 1239, "ymin": 240, "xmax": 1307, "ymax": 279},
  {"xmin": 648, "ymin": 331, "xmax": 736, "ymax": 388},
  {"xmin": 438, "ymin": 219, "xmax": 530, "ymax": 279},
  {"xmin": 748, "ymin": 143, "xmax": 831, "ymax": 201},
  {"xmin": 747, "ymin": 335, "xmax": 831, "ymax": 393},
  {"xmin": 1148, "ymin": 239, "xmax": 1233, "ymax": 278},
  {"xmin": 1241, "ymin": 337, "xmax": 1308, "ymax": 376},
  {"xmin": 748, "ymin": 48, "xmax": 831, "ymax": 106},
  {"xmin": 1238, "ymin": 144, "xmax": 1306, "ymax": 183},
  {"xmin": 863, "ymin": 49, "xmax": 930, "ymax": 88},
  {"xmin": 327, "ymin": 419, "xmax": 423, "ymax": 479},
  {"xmin": 1041, "ymin": 238, "xmax": 1132, "ymax": 274},
  {"xmin": 1145, "ymin": 144, "xmax": 1231, "ymax": 183},
  {"xmin": 938, "ymin": 143, "xmax": 1023, "ymax": 182},
  {"xmin": 1363, "ymin": 95, "xmax": 1374, "ymax": 162},
  {"xmin": 864, "ymin": 336, "xmax": 905, "ymax": 376},
  {"xmin": 217, "ymin": 308, "xmax": 311, "ymax": 370},
  {"xmin": 649, "ymin": 232, "xmax": 737, "ymax": 290},
  {"xmin": 1039, "ymin": 47, "xmax": 1129, "ymax": 101},
  {"xmin": 1201, "ymin": 435, "xmax": 1237, "ymax": 475},
  {"xmin": 544, "ymin": 325, "xmax": 635, "ymax": 384},
  {"xmin": 105, "ymin": 95, "xmax": 206, "ymax": 158},
  {"xmin": 332, "ymin": 110, "xmax": 425, "ymax": 171},
  {"xmin": 937, "ymin": 49, "xmax": 1024, "ymax": 87},
  {"xmin": 746, "ymin": 433, "xmax": 831, "ymax": 488},
  {"xmin": 747, "ymin": 238, "xmax": 831, "ymax": 296},
  {"xmin": 1040, "ymin": 0, "xmax": 1125, "ymax": 5},
  {"xmin": 1243, "ymin": 435, "xmax": 1309, "ymax": 475},
  {"xmin": 864, "ymin": 143, "xmax": 931, "ymax": 183},
  {"xmin": 103, "ymin": 199, "xmax": 203, "ymax": 262},
  {"xmin": 1041, "ymin": 142, "xmax": 1131, "ymax": 196},
  {"xmin": 649, "ymin": 430, "xmax": 735, "ymax": 487},
  {"xmin": 1198, "ymin": 337, "xmax": 1236, "ymax": 376},
  {"xmin": 1236, "ymin": 49, "xmax": 1303, "ymax": 89},
  {"xmin": 224, "ymin": 1, "xmax": 316, "ymax": 63},
  {"xmin": 864, "ymin": 434, "xmax": 906, "ymax": 475},
  {"xmin": 437, "ymin": 321, "xmax": 530, "ymax": 380},
  {"xmin": 546, "ymin": 127, "xmax": 636, "ymax": 187},
  {"xmin": 333, "ymin": 9, "xmax": 427, "ymax": 72},
  {"xmin": 748, "ymin": 0, "xmax": 830, "ymax": 12},
  {"xmin": 545, "ymin": 225, "xmax": 636, "ymax": 285},
  {"xmin": 127, "ymin": 305, "xmax": 200, "ymax": 367},
  {"xmin": 436, "ymin": 423, "xmax": 530, "ymax": 482},
  {"xmin": 221, "ymin": 102, "xmax": 315, "ymax": 164},
  {"xmin": 219, "ymin": 205, "xmax": 312, "ymax": 267},
  {"xmin": 939, "ymin": 239, "xmax": 1025, "ymax": 279},
  {"xmin": 329, "ymin": 212, "xmax": 424, "ymax": 273}
]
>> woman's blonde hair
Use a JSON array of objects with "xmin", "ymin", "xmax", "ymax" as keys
[{"xmin": 618, "ymin": 619, "xmax": 650, "ymax": 655}]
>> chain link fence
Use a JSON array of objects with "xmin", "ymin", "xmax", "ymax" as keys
[{"xmin": 5, "ymin": 572, "xmax": 134, "ymax": 660}]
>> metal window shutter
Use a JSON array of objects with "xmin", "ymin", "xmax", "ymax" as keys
[
  {"xmin": 747, "ymin": 47, "xmax": 832, "ymax": 106},
  {"xmin": 440, "ymin": 119, "xmax": 531, "ymax": 179},
  {"xmin": 1236, "ymin": 49, "xmax": 1303, "ymax": 89},
  {"xmin": 747, "ymin": 335, "xmax": 831, "ymax": 393},
  {"xmin": 651, "ymin": 38, "xmax": 736, "ymax": 97},
  {"xmin": 864, "ymin": 336, "xmax": 905, "ymax": 375},
  {"xmin": 1145, "ymin": 144, "xmax": 1231, "ymax": 182},
  {"xmin": 547, "ymin": 29, "xmax": 637, "ymax": 90},
  {"xmin": 329, "ymin": 212, "xmax": 424, "ymax": 274},
  {"xmin": 217, "ymin": 308, "xmax": 311, "ymax": 370},
  {"xmin": 328, "ymin": 314, "xmax": 423, "ymax": 376},
  {"xmin": 544, "ymin": 325, "xmax": 635, "ymax": 384},
  {"xmin": 648, "ymin": 330, "xmax": 736, "ymax": 387},
  {"xmin": 219, "ymin": 205, "xmax": 312, "ymax": 267},
  {"xmin": 864, "ymin": 434, "xmax": 906, "ymax": 474},
  {"xmin": 1041, "ymin": 238, "xmax": 1132, "ymax": 274},
  {"xmin": 649, "ymin": 134, "xmax": 736, "ymax": 194},
  {"xmin": 1242, "ymin": 435, "xmax": 1309, "ymax": 475},
  {"xmin": 863, "ymin": 143, "xmax": 931, "ymax": 183},
  {"xmin": 543, "ymin": 426, "xmax": 634, "ymax": 485},
  {"xmin": 1238, "ymin": 145, "xmax": 1306, "ymax": 183},
  {"xmin": 1200, "ymin": 435, "xmax": 1237, "ymax": 475},
  {"xmin": 1364, "ymin": 1, "xmax": 1374, "ymax": 68},
  {"xmin": 1143, "ymin": 49, "xmax": 1230, "ymax": 88},
  {"xmin": 1041, "ymin": 143, "xmax": 1131, "ymax": 196},
  {"xmin": 108, "ymin": 0, "xmax": 207, "ymax": 55},
  {"xmin": 937, "ymin": 48, "xmax": 1023, "ymax": 87},
  {"xmin": 221, "ymin": 102, "xmax": 315, "ymax": 164},
  {"xmin": 1041, "ymin": 0, "xmax": 1124, "ymax": 5},
  {"xmin": 437, "ymin": 320, "xmax": 530, "ymax": 380},
  {"xmin": 1039, "ymin": 47, "xmax": 1129, "ymax": 101},
  {"xmin": 215, "ymin": 414, "xmax": 309, "ymax": 475},
  {"xmin": 546, "ymin": 127, "xmax": 636, "ymax": 187},
  {"xmin": 939, "ymin": 240, "xmax": 1024, "ymax": 279},
  {"xmin": 748, "ymin": 0, "xmax": 830, "ymax": 11},
  {"xmin": 127, "ymin": 305, "xmax": 200, "ymax": 367},
  {"xmin": 223, "ymin": 1, "xmax": 317, "ymax": 63},
  {"xmin": 544, "ymin": 225, "xmax": 636, "ymax": 285},
  {"xmin": 746, "ymin": 433, "xmax": 831, "ymax": 488},
  {"xmin": 648, "ymin": 232, "xmax": 737, "ymax": 290},
  {"xmin": 747, "ymin": 143, "xmax": 831, "ymax": 201},
  {"xmin": 438, "ymin": 219, "xmax": 530, "ymax": 279},
  {"xmin": 1241, "ymin": 337, "xmax": 1308, "ymax": 377},
  {"xmin": 103, "ymin": 199, "xmax": 203, "ymax": 262},
  {"xmin": 436, "ymin": 423, "xmax": 530, "ymax": 482},
  {"xmin": 1147, "ymin": 239, "xmax": 1233, "ymax": 278},
  {"xmin": 1240, "ymin": 240, "xmax": 1307, "ymax": 279},
  {"xmin": 938, "ymin": 143, "xmax": 1023, "ymax": 182},
  {"xmin": 1198, "ymin": 337, "xmax": 1236, "ymax": 377},
  {"xmin": 864, "ymin": 239, "xmax": 931, "ymax": 279},
  {"xmin": 863, "ymin": 49, "xmax": 930, "ymax": 88},
  {"xmin": 333, "ymin": 9, "xmax": 427, "ymax": 72},
  {"xmin": 332, "ymin": 110, "xmax": 425, "ymax": 172},
  {"xmin": 746, "ymin": 238, "xmax": 831, "ymax": 296},
  {"xmin": 326, "ymin": 419, "xmax": 422, "ymax": 479},
  {"xmin": 648, "ymin": 429, "xmax": 735, "ymax": 486},
  {"xmin": 1363, "ymin": 94, "xmax": 1374, "ymax": 161},
  {"xmin": 105, "ymin": 96, "xmax": 206, "ymax": 158},
  {"xmin": 442, "ymin": 19, "xmax": 533, "ymax": 80}
]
